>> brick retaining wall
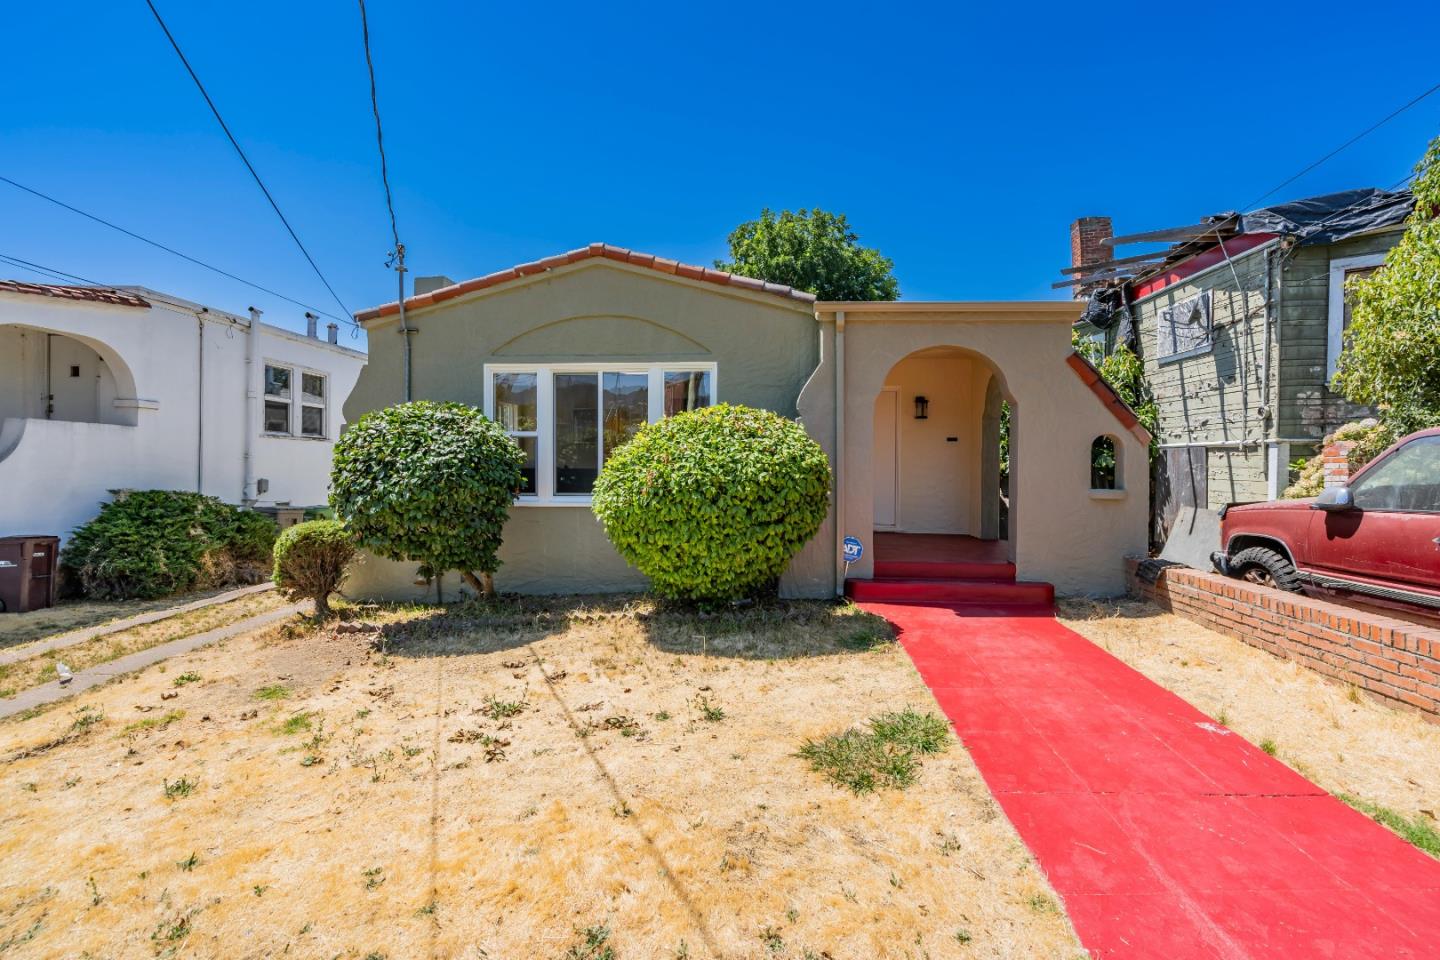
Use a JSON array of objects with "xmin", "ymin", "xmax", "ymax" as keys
[{"xmin": 1126, "ymin": 558, "xmax": 1440, "ymax": 718}]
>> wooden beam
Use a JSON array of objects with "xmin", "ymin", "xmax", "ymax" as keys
[
  {"xmin": 1104, "ymin": 217, "xmax": 1238, "ymax": 246},
  {"xmin": 1058, "ymin": 250, "xmax": 1168, "ymax": 274}
]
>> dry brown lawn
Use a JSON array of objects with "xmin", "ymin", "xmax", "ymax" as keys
[
  {"xmin": 0, "ymin": 591, "xmax": 291, "ymax": 700},
  {"xmin": 0, "ymin": 586, "xmax": 262, "ymax": 651},
  {"xmin": 0, "ymin": 597, "xmax": 1082, "ymax": 960},
  {"xmin": 1059, "ymin": 597, "xmax": 1440, "ymax": 825}
]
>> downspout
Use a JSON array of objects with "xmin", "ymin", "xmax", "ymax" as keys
[
  {"xmin": 196, "ymin": 314, "xmax": 204, "ymax": 494},
  {"xmin": 833, "ymin": 310, "xmax": 846, "ymax": 597},
  {"xmin": 243, "ymin": 306, "xmax": 261, "ymax": 505}
]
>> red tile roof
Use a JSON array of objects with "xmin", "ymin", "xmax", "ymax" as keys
[
  {"xmin": 0, "ymin": 280, "xmax": 150, "ymax": 309},
  {"xmin": 354, "ymin": 242, "xmax": 817, "ymax": 322},
  {"xmin": 1065, "ymin": 352, "xmax": 1154, "ymax": 447}
]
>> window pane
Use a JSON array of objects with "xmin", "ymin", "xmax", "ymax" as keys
[
  {"xmin": 302, "ymin": 373, "xmax": 325, "ymax": 403},
  {"xmin": 603, "ymin": 372, "xmax": 648, "ymax": 460},
  {"xmin": 514, "ymin": 436, "xmax": 537, "ymax": 495},
  {"xmin": 264, "ymin": 400, "xmax": 290, "ymax": 433},
  {"xmin": 555, "ymin": 373, "xmax": 598, "ymax": 494},
  {"xmin": 264, "ymin": 365, "xmax": 291, "ymax": 399},
  {"xmin": 1351, "ymin": 436, "xmax": 1440, "ymax": 512},
  {"xmin": 664, "ymin": 370, "xmax": 711, "ymax": 415},
  {"xmin": 1342, "ymin": 266, "xmax": 1380, "ymax": 334},
  {"xmin": 301, "ymin": 405, "xmax": 324, "ymax": 438},
  {"xmin": 494, "ymin": 372, "xmax": 537, "ymax": 431}
]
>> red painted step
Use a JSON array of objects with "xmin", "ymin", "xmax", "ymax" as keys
[
  {"xmin": 874, "ymin": 559, "xmax": 1016, "ymax": 581},
  {"xmin": 845, "ymin": 577, "xmax": 1054, "ymax": 605}
]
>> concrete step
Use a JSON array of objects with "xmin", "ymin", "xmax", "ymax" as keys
[
  {"xmin": 845, "ymin": 577, "xmax": 1055, "ymax": 605},
  {"xmin": 873, "ymin": 559, "xmax": 1016, "ymax": 581}
]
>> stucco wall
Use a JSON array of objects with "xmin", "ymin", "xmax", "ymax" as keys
[
  {"xmin": 0, "ymin": 292, "xmax": 365, "ymax": 543},
  {"xmin": 342, "ymin": 259, "xmax": 819, "ymax": 600},
  {"xmin": 804, "ymin": 307, "xmax": 1149, "ymax": 597}
]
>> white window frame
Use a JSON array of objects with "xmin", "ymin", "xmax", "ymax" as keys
[
  {"xmin": 483, "ymin": 361, "xmax": 718, "ymax": 505},
  {"xmin": 1327, "ymin": 253, "xmax": 1388, "ymax": 383},
  {"xmin": 262, "ymin": 361, "xmax": 329, "ymax": 440}
]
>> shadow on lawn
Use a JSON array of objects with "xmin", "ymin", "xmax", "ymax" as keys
[{"xmin": 367, "ymin": 592, "xmax": 896, "ymax": 662}]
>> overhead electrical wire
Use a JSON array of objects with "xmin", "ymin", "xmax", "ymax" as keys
[
  {"xmin": 0, "ymin": 253, "xmax": 105, "ymax": 287},
  {"xmin": 357, "ymin": 0, "xmax": 400, "ymax": 251},
  {"xmin": 144, "ymin": 0, "xmax": 354, "ymax": 321},
  {"xmin": 0, "ymin": 174, "xmax": 354, "ymax": 325},
  {"xmin": 1242, "ymin": 79, "xmax": 1440, "ymax": 211}
]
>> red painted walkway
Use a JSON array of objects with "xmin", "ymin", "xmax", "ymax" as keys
[{"xmin": 860, "ymin": 600, "xmax": 1440, "ymax": 959}]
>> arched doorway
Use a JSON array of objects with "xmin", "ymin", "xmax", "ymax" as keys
[
  {"xmin": 869, "ymin": 345, "xmax": 1014, "ymax": 565},
  {"xmin": 0, "ymin": 325, "xmax": 137, "ymax": 426}
]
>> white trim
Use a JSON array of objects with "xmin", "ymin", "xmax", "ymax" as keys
[
  {"xmin": 262, "ymin": 359, "xmax": 331, "ymax": 440},
  {"xmin": 1265, "ymin": 441, "xmax": 1290, "ymax": 501},
  {"xmin": 1327, "ymin": 252, "xmax": 1388, "ymax": 383},
  {"xmin": 484, "ymin": 361, "xmax": 718, "ymax": 505}
]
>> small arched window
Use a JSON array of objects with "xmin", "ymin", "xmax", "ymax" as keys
[{"xmin": 1091, "ymin": 435, "xmax": 1119, "ymax": 490}]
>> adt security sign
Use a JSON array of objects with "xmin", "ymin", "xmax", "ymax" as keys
[{"xmin": 842, "ymin": 536, "xmax": 864, "ymax": 565}]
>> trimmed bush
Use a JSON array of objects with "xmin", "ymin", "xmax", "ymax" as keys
[
  {"xmin": 63, "ymin": 490, "xmax": 277, "ymax": 600},
  {"xmin": 329, "ymin": 401, "xmax": 525, "ymax": 595},
  {"xmin": 272, "ymin": 520, "xmax": 356, "ymax": 618},
  {"xmin": 591, "ymin": 404, "xmax": 831, "ymax": 601}
]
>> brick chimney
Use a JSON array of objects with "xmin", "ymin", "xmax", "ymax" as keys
[{"xmin": 1069, "ymin": 216, "xmax": 1113, "ymax": 299}]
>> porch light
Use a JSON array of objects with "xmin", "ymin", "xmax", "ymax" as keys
[{"xmin": 914, "ymin": 395, "xmax": 929, "ymax": 420}]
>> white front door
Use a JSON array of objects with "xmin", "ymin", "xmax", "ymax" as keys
[
  {"xmin": 47, "ymin": 335, "xmax": 100, "ymax": 423},
  {"xmin": 873, "ymin": 387, "xmax": 898, "ymax": 529}
]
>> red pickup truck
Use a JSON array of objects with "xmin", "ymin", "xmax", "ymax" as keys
[{"xmin": 1212, "ymin": 428, "xmax": 1440, "ymax": 612}]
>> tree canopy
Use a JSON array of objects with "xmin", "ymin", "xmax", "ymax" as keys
[
  {"xmin": 715, "ymin": 208, "xmax": 899, "ymax": 301},
  {"xmin": 1333, "ymin": 134, "xmax": 1440, "ymax": 424}
]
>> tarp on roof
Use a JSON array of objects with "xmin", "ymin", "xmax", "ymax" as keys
[{"xmin": 1239, "ymin": 188, "xmax": 1413, "ymax": 246}]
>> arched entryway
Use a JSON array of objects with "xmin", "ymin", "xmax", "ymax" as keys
[
  {"xmin": 0, "ymin": 325, "xmax": 138, "ymax": 427},
  {"xmin": 869, "ymin": 345, "xmax": 1015, "ymax": 568}
]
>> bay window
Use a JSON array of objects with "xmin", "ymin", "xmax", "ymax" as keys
[{"xmin": 485, "ymin": 363, "xmax": 716, "ymax": 503}]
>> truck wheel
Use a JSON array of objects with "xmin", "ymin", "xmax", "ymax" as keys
[{"xmin": 1229, "ymin": 546, "xmax": 1301, "ymax": 592}]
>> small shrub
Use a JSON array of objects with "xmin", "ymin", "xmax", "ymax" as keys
[
  {"xmin": 330, "ymin": 401, "xmax": 524, "ymax": 596},
  {"xmin": 592, "ymin": 404, "xmax": 831, "ymax": 601},
  {"xmin": 272, "ymin": 519, "xmax": 356, "ymax": 618},
  {"xmin": 63, "ymin": 490, "xmax": 276, "ymax": 599}
]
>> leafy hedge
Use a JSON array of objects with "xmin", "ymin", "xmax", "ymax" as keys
[
  {"xmin": 272, "ymin": 519, "xmax": 355, "ymax": 618},
  {"xmin": 329, "ymin": 401, "xmax": 524, "ymax": 594},
  {"xmin": 63, "ymin": 490, "xmax": 278, "ymax": 599},
  {"xmin": 591, "ymin": 404, "xmax": 830, "ymax": 601}
]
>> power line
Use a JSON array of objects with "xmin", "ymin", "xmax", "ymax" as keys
[
  {"xmin": 0, "ymin": 253, "xmax": 105, "ymax": 287},
  {"xmin": 0, "ymin": 174, "xmax": 353, "ymax": 325},
  {"xmin": 357, "ymin": 0, "xmax": 400, "ymax": 251},
  {"xmin": 1243, "ymin": 80, "xmax": 1440, "ymax": 211},
  {"xmin": 144, "ymin": 0, "xmax": 354, "ymax": 321}
]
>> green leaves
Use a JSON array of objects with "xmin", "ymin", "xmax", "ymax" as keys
[
  {"xmin": 1334, "ymin": 134, "xmax": 1440, "ymax": 419},
  {"xmin": 329, "ymin": 401, "xmax": 524, "ymax": 581},
  {"xmin": 272, "ymin": 520, "xmax": 356, "ymax": 616},
  {"xmin": 591, "ymin": 404, "xmax": 831, "ymax": 601},
  {"xmin": 714, "ymin": 208, "xmax": 899, "ymax": 301}
]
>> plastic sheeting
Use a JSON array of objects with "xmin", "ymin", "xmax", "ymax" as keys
[{"xmin": 1239, "ymin": 187, "xmax": 1413, "ymax": 246}]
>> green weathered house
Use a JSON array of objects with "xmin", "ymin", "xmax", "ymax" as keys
[{"xmin": 1064, "ymin": 188, "xmax": 1413, "ymax": 536}]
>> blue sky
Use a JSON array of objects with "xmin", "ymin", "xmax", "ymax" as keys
[{"xmin": 5, "ymin": 1, "xmax": 1438, "ymax": 346}]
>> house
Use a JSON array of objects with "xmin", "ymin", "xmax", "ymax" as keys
[
  {"xmin": 342, "ymin": 243, "xmax": 1150, "ymax": 600},
  {"xmin": 0, "ymin": 281, "xmax": 367, "ymax": 543},
  {"xmin": 1063, "ymin": 188, "xmax": 1412, "ymax": 534}
]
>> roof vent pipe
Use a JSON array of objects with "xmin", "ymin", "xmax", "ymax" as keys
[
  {"xmin": 305, "ymin": 311, "xmax": 318, "ymax": 338},
  {"xmin": 327, "ymin": 322, "xmax": 339, "ymax": 344}
]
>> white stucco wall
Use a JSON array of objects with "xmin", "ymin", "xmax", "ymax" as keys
[{"xmin": 0, "ymin": 289, "xmax": 366, "ymax": 543}]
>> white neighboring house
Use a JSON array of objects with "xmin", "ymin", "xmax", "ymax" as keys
[{"xmin": 0, "ymin": 281, "xmax": 367, "ymax": 544}]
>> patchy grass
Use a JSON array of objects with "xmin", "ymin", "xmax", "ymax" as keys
[
  {"xmin": 1061, "ymin": 597, "xmax": 1440, "ymax": 861},
  {"xmin": 0, "ymin": 585, "xmax": 262, "ymax": 651},
  {"xmin": 798, "ymin": 708, "xmax": 952, "ymax": 795},
  {"xmin": 0, "ymin": 594, "xmax": 1077, "ymax": 958},
  {"xmin": 0, "ymin": 591, "xmax": 289, "ymax": 700}
]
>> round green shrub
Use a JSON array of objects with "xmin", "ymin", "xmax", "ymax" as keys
[
  {"xmin": 63, "ymin": 490, "xmax": 277, "ymax": 600},
  {"xmin": 591, "ymin": 403, "xmax": 831, "ymax": 601},
  {"xmin": 329, "ymin": 401, "xmax": 525, "ymax": 594},
  {"xmin": 272, "ymin": 519, "xmax": 356, "ymax": 618}
]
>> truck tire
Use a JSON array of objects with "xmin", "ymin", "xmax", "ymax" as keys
[{"xmin": 1229, "ymin": 546, "xmax": 1302, "ymax": 592}]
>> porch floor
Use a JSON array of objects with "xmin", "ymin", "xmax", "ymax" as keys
[{"xmin": 873, "ymin": 533, "xmax": 1009, "ymax": 565}]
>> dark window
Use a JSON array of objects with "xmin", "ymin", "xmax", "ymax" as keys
[
  {"xmin": 663, "ymin": 370, "xmax": 712, "ymax": 415},
  {"xmin": 1350, "ymin": 436, "xmax": 1440, "ymax": 513},
  {"xmin": 300, "ymin": 405, "xmax": 324, "ymax": 438},
  {"xmin": 555, "ymin": 373, "xmax": 599, "ymax": 494},
  {"xmin": 603, "ymin": 372, "xmax": 648, "ymax": 460},
  {"xmin": 1091, "ymin": 436, "xmax": 1118, "ymax": 490},
  {"xmin": 264, "ymin": 400, "xmax": 290, "ymax": 434}
]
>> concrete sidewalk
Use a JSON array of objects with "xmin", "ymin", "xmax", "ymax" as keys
[
  {"xmin": 0, "ymin": 601, "xmax": 306, "ymax": 720},
  {"xmin": 862, "ymin": 600, "xmax": 1440, "ymax": 960},
  {"xmin": 0, "ymin": 582, "xmax": 275, "ymax": 668}
]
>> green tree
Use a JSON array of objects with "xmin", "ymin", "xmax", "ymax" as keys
[
  {"xmin": 329, "ymin": 402, "xmax": 524, "ymax": 597},
  {"xmin": 1334, "ymin": 134, "xmax": 1440, "ymax": 423},
  {"xmin": 715, "ymin": 208, "xmax": 899, "ymax": 301},
  {"xmin": 272, "ymin": 520, "xmax": 356, "ymax": 619}
]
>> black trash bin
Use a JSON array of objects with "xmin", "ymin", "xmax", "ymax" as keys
[{"xmin": 0, "ymin": 536, "xmax": 60, "ymax": 613}]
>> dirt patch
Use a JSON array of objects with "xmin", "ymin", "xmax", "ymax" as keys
[
  {"xmin": 1059, "ymin": 597, "xmax": 1440, "ymax": 827},
  {"xmin": 0, "ymin": 591, "xmax": 291, "ymax": 700},
  {"xmin": 0, "ymin": 597, "xmax": 1081, "ymax": 959}
]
